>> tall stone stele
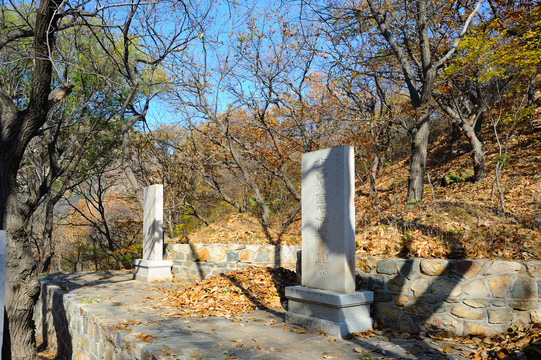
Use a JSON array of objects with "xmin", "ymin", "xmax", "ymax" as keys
[
  {"xmin": 133, "ymin": 185, "xmax": 172, "ymax": 282},
  {"xmin": 1, "ymin": 230, "xmax": 6, "ymax": 357},
  {"xmin": 285, "ymin": 146, "xmax": 374, "ymax": 338}
]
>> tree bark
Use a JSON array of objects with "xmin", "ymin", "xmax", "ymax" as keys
[
  {"xmin": 0, "ymin": 0, "xmax": 63, "ymax": 357},
  {"xmin": 459, "ymin": 117, "xmax": 486, "ymax": 182},
  {"xmin": 3, "ymin": 227, "xmax": 41, "ymax": 360},
  {"xmin": 406, "ymin": 108, "xmax": 430, "ymax": 203}
]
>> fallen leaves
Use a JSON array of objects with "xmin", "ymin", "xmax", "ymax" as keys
[
  {"xmin": 150, "ymin": 266, "xmax": 297, "ymax": 318},
  {"xmin": 428, "ymin": 324, "xmax": 541, "ymax": 359}
]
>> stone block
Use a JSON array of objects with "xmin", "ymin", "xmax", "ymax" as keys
[
  {"xmin": 396, "ymin": 259, "xmax": 419, "ymax": 280},
  {"xmin": 431, "ymin": 279, "xmax": 462, "ymax": 297},
  {"xmin": 463, "ymin": 323, "xmax": 500, "ymax": 337},
  {"xmin": 394, "ymin": 294, "xmax": 409, "ymax": 306},
  {"xmin": 525, "ymin": 262, "xmax": 541, "ymax": 277},
  {"xmin": 530, "ymin": 311, "xmax": 541, "ymax": 323},
  {"xmin": 285, "ymin": 286, "xmax": 373, "ymax": 338},
  {"xmin": 195, "ymin": 248, "xmax": 211, "ymax": 262},
  {"xmin": 133, "ymin": 260, "xmax": 172, "ymax": 282},
  {"xmin": 423, "ymin": 315, "xmax": 461, "ymax": 335},
  {"xmin": 488, "ymin": 310, "xmax": 513, "ymax": 324},
  {"xmin": 463, "ymin": 279, "xmax": 489, "ymax": 297},
  {"xmin": 174, "ymin": 252, "xmax": 186, "ymax": 261},
  {"xmin": 239, "ymin": 251, "xmax": 254, "ymax": 262},
  {"xmin": 379, "ymin": 305, "xmax": 399, "ymax": 322},
  {"xmin": 208, "ymin": 246, "xmax": 226, "ymax": 262},
  {"xmin": 451, "ymin": 306, "xmax": 484, "ymax": 320},
  {"xmin": 510, "ymin": 277, "xmax": 539, "ymax": 310},
  {"xmin": 227, "ymin": 251, "xmax": 239, "ymax": 262},
  {"xmin": 485, "ymin": 261, "xmax": 522, "ymax": 275},
  {"xmin": 253, "ymin": 250, "xmax": 270, "ymax": 263},
  {"xmin": 488, "ymin": 275, "xmax": 513, "ymax": 298},
  {"xmin": 301, "ymin": 146, "xmax": 356, "ymax": 293},
  {"xmin": 398, "ymin": 315, "xmax": 417, "ymax": 333},
  {"xmin": 514, "ymin": 311, "xmax": 531, "ymax": 330},
  {"xmin": 420, "ymin": 259, "xmax": 448, "ymax": 276},
  {"xmin": 388, "ymin": 275, "xmax": 406, "ymax": 292},
  {"xmin": 404, "ymin": 303, "xmax": 431, "ymax": 317},
  {"xmin": 376, "ymin": 259, "xmax": 397, "ymax": 275},
  {"xmin": 410, "ymin": 277, "xmax": 430, "ymax": 296},
  {"xmin": 452, "ymin": 260, "xmax": 487, "ymax": 278},
  {"xmin": 356, "ymin": 258, "xmax": 376, "ymax": 273}
]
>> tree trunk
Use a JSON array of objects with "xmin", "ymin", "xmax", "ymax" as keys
[
  {"xmin": 460, "ymin": 120, "xmax": 486, "ymax": 182},
  {"xmin": 369, "ymin": 154, "xmax": 380, "ymax": 197},
  {"xmin": 406, "ymin": 109, "xmax": 430, "ymax": 203},
  {"xmin": 3, "ymin": 227, "xmax": 41, "ymax": 360},
  {"xmin": 455, "ymin": 116, "xmax": 487, "ymax": 182}
]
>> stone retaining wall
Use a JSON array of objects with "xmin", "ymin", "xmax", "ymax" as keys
[
  {"xmin": 356, "ymin": 258, "xmax": 541, "ymax": 336},
  {"xmin": 166, "ymin": 244, "xmax": 541, "ymax": 336},
  {"xmin": 35, "ymin": 281, "xmax": 161, "ymax": 360},
  {"xmin": 164, "ymin": 243, "xmax": 300, "ymax": 282}
]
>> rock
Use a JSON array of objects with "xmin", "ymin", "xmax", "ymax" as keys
[
  {"xmin": 530, "ymin": 311, "xmax": 541, "ymax": 323},
  {"xmin": 451, "ymin": 306, "xmax": 484, "ymax": 320},
  {"xmin": 196, "ymin": 248, "xmax": 211, "ymax": 262},
  {"xmin": 398, "ymin": 316, "xmax": 416, "ymax": 332},
  {"xmin": 380, "ymin": 305, "xmax": 399, "ymax": 322},
  {"xmin": 356, "ymin": 259, "xmax": 374, "ymax": 273},
  {"xmin": 514, "ymin": 311, "xmax": 531, "ymax": 330},
  {"xmin": 388, "ymin": 275, "xmax": 406, "ymax": 292},
  {"xmin": 487, "ymin": 275, "xmax": 513, "ymax": 298},
  {"xmin": 377, "ymin": 259, "xmax": 397, "ymax": 275},
  {"xmin": 423, "ymin": 315, "xmax": 461, "ymax": 335},
  {"xmin": 239, "ymin": 251, "xmax": 254, "ymax": 262},
  {"xmin": 431, "ymin": 279, "xmax": 462, "ymax": 297},
  {"xmin": 463, "ymin": 323, "xmax": 500, "ymax": 337},
  {"xmin": 485, "ymin": 261, "xmax": 522, "ymax": 275},
  {"xmin": 253, "ymin": 250, "xmax": 270, "ymax": 263},
  {"xmin": 510, "ymin": 277, "xmax": 539, "ymax": 310},
  {"xmin": 463, "ymin": 279, "xmax": 489, "ymax": 297},
  {"xmin": 394, "ymin": 294, "xmax": 409, "ymax": 307},
  {"xmin": 208, "ymin": 246, "xmax": 226, "ymax": 262},
  {"xmin": 404, "ymin": 303, "xmax": 431, "ymax": 317},
  {"xmin": 488, "ymin": 310, "xmax": 513, "ymax": 324},
  {"xmin": 420, "ymin": 259, "xmax": 448, "ymax": 276},
  {"xmin": 526, "ymin": 262, "xmax": 541, "ymax": 277},
  {"xmin": 410, "ymin": 278, "xmax": 430, "ymax": 297},
  {"xmin": 396, "ymin": 259, "xmax": 419, "ymax": 280},
  {"xmin": 452, "ymin": 260, "xmax": 487, "ymax": 278}
]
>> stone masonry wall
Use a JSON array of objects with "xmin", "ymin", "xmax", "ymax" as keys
[
  {"xmin": 356, "ymin": 258, "xmax": 541, "ymax": 336},
  {"xmin": 165, "ymin": 243, "xmax": 300, "ymax": 282},
  {"xmin": 166, "ymin": 244, "xmax": 541, "ymax": 337},
  {"xmin": 35, "ymin": 281, "xmax": 163, "ymax": 360}
]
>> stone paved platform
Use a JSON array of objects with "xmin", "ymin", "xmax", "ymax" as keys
[{"xmin": 37, "ymin": 271, "xmax": 477, "ymax": 359}]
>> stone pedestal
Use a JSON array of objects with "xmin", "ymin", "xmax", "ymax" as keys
[
  {"xmin": 133, "ymin": 259, "xmax": 173, "ymax": 282},
  {"xmin": 134, "ymin": 185, "xmax": 172, "ymax": 282},
  {"xmin": 286, "ymin": 286, "xmax": 373, "ymax": 338},
  {"xmin": 285, "ymin": 146, "xmax": 373, "ymax": 338},
  {"xmin": 1, "ymin": 230, "xmax": 6, "ymax": 353}
]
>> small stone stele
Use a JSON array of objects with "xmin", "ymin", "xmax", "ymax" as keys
[
  {"xmin": 134, "ymin": 185, "xmax": 172, "ymax": 282},
  {"xmin": 285, "ymin": 146, "xmax": 373, "ymax": 338}
]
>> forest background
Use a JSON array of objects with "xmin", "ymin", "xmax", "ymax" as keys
[{"xmin": 0, "ymin": 0, "xmax": 540, "ymax": 357}]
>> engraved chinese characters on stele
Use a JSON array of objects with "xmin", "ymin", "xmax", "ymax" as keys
[{"xmin": 301, "ymin": 146, "xmax": 356, "ymax": 293}]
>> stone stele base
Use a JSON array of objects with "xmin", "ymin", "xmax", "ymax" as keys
[
  {"xmin": 133, "ymin": 259, "xmax": 172, "ymax": 282},
  {"xmin": 285, "ymin": 286, "xmax": 374, "ymax": 339}
]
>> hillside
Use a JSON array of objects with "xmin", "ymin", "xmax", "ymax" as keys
[{"xmin": 172, "ymin": 121, "xmax": 541, "ymax": 260}]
